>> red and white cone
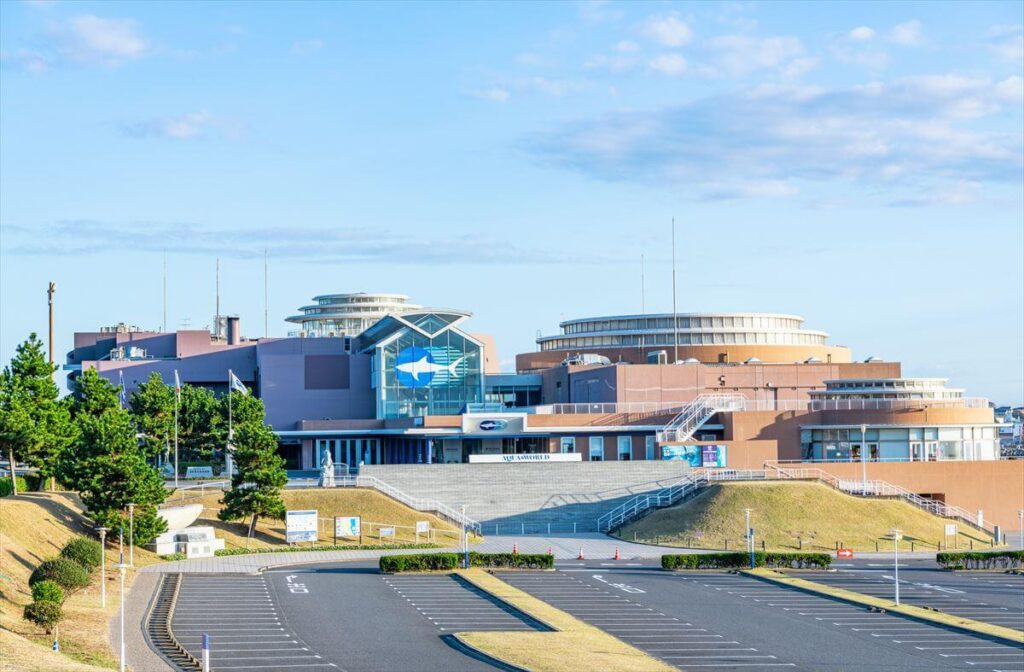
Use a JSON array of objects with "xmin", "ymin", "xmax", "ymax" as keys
[
  {"xmin": 513, "ymin": 542, "xmax": 519, "ymax": 555},
  {"xmin": 577, "ymin": 546, "xmax": 585, "ymax": 560},
  {"xmin": 614, "ymin": 547, "xmax": 620, "ymax": 561}
]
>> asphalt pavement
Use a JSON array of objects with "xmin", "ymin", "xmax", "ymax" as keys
[
  {"xmin": 501, "ymin": 565, "xmax": 1024, "ymax": 671},
  {"xmin": 798, "ymin": 566, "xmax": 1024, "ymax": 631}
]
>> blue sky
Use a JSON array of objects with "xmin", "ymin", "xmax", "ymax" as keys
[{"xmin": 1, "ymin": 1, "xmax": 1021, "ymax": 402}]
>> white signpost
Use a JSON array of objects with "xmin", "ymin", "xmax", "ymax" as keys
[
  {"xmin": 944, "ymin": 523, "xmax": 958, "ymax": 549},
  {"xmin": 416, "ymin": 520, "xmax": 430, "ymax": 543},
  {"xmin": 286, "ymin": 510, "xmax": 318, "ymax": 544},
  {"xmin": 185, "ymin": 466, "xmax": 214, "ymax": 479}
]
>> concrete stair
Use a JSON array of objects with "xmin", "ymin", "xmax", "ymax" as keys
[{"xmin": 361, "ymin": 462, "xmax": 692, "ymax": 534}]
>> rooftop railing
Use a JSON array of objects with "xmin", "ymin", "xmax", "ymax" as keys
[{"xmin": 529, "ymin": 397, "xmax": 990, "ymax": 416}]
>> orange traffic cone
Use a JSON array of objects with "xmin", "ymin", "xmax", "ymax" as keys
[
  {"xmin": 578, "ymin": 547, "xmax": 585, "ymax": 560},
  {"xmin": 513, "ymin": 543, "xmax": 519, "ymax": 555},
  {"xmin": 614, "ymin": 547, "xmax": 620, "ymax": 561}
]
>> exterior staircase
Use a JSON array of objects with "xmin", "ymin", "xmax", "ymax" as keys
[
  {"xmin": 145, "ymin": 574, "xmax": 200, "ymax": 671},
  {"xmin": 656, "ymin": 393, "xmax": 747, "ymax": 444}
]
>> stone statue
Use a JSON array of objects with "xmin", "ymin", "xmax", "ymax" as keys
[{"xmin": 319, "ymin": 448, "xmax": 335, "ymax": 488}]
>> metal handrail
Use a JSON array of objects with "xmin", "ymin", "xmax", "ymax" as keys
[
  {"xmin": 165, "ymin": 574, "xmax": 202, "ymax": 670},
  {"xmin": 597, "ymin": 470, "xmax": 710, "ymax": 532},
  {"xmin": 764, "ymin": 464, "xmax": 990, "ymax": 532},
  {"xmin": 657, "ymin": 394, "xmax": 747, "ymax": 444}
]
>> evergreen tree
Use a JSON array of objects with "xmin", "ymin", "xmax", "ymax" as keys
[
  {"xmin": 0, "ymin": 335, "xmax": 75, "ymax": 495},
  {"xmin": 218, "ymin": 398, "xmax": 287, "ymax": 537},
  {"xmin": 65, "ymin": 372, "xmax": 167, "ymax": 544},
  {"xmin": 129, "ymin": 372, "xmax": 176, "ymax": 460},
  {"xmin": 178, "ymin": 384, "xmax": 223, "ymax": 464}
]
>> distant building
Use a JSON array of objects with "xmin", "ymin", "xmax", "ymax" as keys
[{"xmin": 285, "ymin": 292, "xmax": 421, "ymax": 337}]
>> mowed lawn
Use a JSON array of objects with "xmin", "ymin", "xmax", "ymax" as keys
[
  {"xmin": 616, "ymin": 481, "xmax": 997, "ymax": 552},
  {"xmin": 178, "ymin": 487, "xmax": 464, "ymax": 548}
]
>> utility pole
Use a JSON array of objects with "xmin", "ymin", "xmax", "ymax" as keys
[
  {"xmin": 671, "ymin": 218, "xmax": 679, "ymax": 364},
  {"xmin": 47, "ymin": 282, "xmax": 56, "ymax": 369}
]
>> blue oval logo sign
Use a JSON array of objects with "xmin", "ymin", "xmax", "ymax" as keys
[{"xmin": 478, "ymin": 419, "xmax": 508, "ymax": 431}]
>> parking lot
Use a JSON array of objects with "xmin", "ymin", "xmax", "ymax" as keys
[
  {"xmin": 798, "ymin": 568, "xmax": 1024, "ymax": 631},
  {"xmin": 382, "ymin": 574, "xmax": 549, "ymax": 633},
  {"xmin": 171, "ymin": 575, "xmax": 337, "ymax": 671},
  {"xmin": 502, "ymin": 565, "xmax": 1024, "ymax": 671},
  {"xmin": 497, "ymin": 570, "xmax": 797, "ymax": 669}
]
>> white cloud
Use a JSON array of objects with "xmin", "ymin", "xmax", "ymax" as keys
[
  {"xmin": 706, "ymin": 35, "xmax": 803, "ymax": 76},
  {"xmin": 291, "ymin": 38, "xmax": 324, "ymax": 55},
  {"xmin": 989, "ymin": 25, "xmax": 1024, "ymax": 62},
  {"xmin": 525, "ymin": 77, "xmax": 1022, "ymax": 204},
  {"xmin": 996, "ymin": 76, "xmax": 1024, "ymax": 104},
  {"xmin": 849, "ymin": 26, "xmax": 875, "ymax": 41},
  {"xmin": 889, "ymin": 19, "xmax": 924, "ymax": 46},
  {"xmin": 469, "ymin": 87, "xmax": 510, "ymax": 103},
  {"xmin": 779, "ymin": 57, "xmax": 818, "ymax": 79},
  {"xmin": 578, "ymin": 0, "xmax": 623, "ymax": 23},
  {"xmin": 516, "ymin": 52, "xmax": 544, "ymax": 66},
  {"xmin": 644, "ymin": 14, "xmax": 693, "ymax": 48},
  {"xmin": 615, "ymin": 40, "xmax": 640, "ymax": 53},
  {"xmin": 648, "ymin": 53, "xmax": 686, "ymax": 76},
  {"xmin": 517, "ymin": 77, "xmax": 581, "ymax": 96},
  {"xmin": 119, "ymin": 112, "xmax": 228, "ymax": 140},
  {"xmin": 65, "ymin": 14, "xmax": 147, "ymax": 63}
]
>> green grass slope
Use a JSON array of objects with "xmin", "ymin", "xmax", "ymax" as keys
[{"xmin": 615, "ymin": 481, "xmax": 996, "ymax": 552}]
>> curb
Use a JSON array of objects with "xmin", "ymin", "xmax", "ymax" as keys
[
  {"xmin": 742, "ymin": 568, "xmax": 1024, "ymax": 646},
  {"xmin": 447, "ymin": 633, "xmax": 533, "ymax": 672}
]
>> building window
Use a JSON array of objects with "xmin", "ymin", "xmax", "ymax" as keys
[
  {"xmin": 618, "ymin": 436, "xmax": 631, "ymax": 461},
  {"xmin": 560, "ymin": 437, "xmax": 576, "ymax": 454},
  {"xmin": 590, "ymin": 436, "xmax": 604, "ymax": 461}
]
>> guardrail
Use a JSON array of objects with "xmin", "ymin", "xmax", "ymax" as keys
[
  {"xmin": 165, "ymin": 574, "xmax": 202, "ymax": 670},
  {"xmin": 764, "ymin": 464, "xmax": 991, "ymax": 533},
  {"xmin": 597, "ymin": 471, "xmax": 710, "ymax": 532}
]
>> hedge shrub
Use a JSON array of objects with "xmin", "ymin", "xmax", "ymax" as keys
[
  {"xmin": 662, "ymin": 551, "xmax": 832, "ymax": 570},
  {"xmin": 936, "ymin": 550, "xmax": 1023, "ymax": 570},
  {"xmin": 60, "ymin": 536, "xmax": 103, "ymax": 572},
  {"xmin": 214, "ymin": 543, "xmax": 437, "ymax": 557},
  {"xmin": 29, "ymin": 558, "xmax": 91, "ymax": 592},
  {"xmin": 23, "ymin": 601, "xmax": 63, "ymax": 632},
  {"xmin": 0, "ymin": 476, "xmax": 28, "ymax": 497},
  {"xmin": 379, "ymin": 552, "xmax": 554, "ymax": 573},
  {"xmin": 30, "ymin": 580, "xmax": 65, "ymax": 604}
]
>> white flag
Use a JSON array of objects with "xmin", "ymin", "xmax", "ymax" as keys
[
  {"xmin": 174, "ymin": 370, "xmax": 181, "ymax": 397},
  {"xmin": 118, "ymin": 370, "xmax": 126, "ymax": 407},
  {"xmin": 228, "ymin": 369, "xmax": 249, "ymax": 395}
]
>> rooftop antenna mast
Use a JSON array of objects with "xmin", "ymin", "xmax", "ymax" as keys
[
  {"xmin": 162, "ymin": 249, "xmax": 167, "ymax": 332},
  {"xmin": 268, "ymin": 248, "xmax": 272, "ymax": 338},
  {"xmin": 671, "ymin": 218, "xmax": 679, "ymax": 364},
  {"xmin": 215, "ymin": 257, "xmax": 220, "ymax": 339}
]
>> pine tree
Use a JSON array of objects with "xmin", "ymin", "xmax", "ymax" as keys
[
  {"xmin": 129, "ymin": 372, "xmax": 175, "ymax": 460},
  {"xmin": 65, "ymin": 371, "xmax": 167, "ymax": 545},
  {"xmin": 178, "ymin": 384, "xmax": 223, "ymax": 464},
  {"xmin": 0, "ymin": 335, "xmax": 75, "ymax": 495},
  {"xmin": 218, "ymin": 401, "xmax": 287, "ymax": 537}
]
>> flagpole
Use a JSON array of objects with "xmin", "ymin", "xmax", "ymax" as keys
[
  {"xmin": 227, "ymin": 369, "xmax": 233, "ymax": 479},
  {"xmin": 173, "ymin": 371, "xmax": 179, "ymax": 489}
]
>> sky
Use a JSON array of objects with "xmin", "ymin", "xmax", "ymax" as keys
[{"xmin": 0, "ymin": 0, "xmax": 1021, "ymax": 403}]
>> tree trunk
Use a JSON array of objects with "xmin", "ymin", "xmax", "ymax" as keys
[{"xmin": 7, "ymin": 448, "xmax": 16, "ymax": 496}]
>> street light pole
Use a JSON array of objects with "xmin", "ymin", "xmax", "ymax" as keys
[
  {"xmin": 891, "ymin": 529, "xmax": 902, "ymax": 606},
  {"xmin": 115, "ymin": 562, "xmax": 127, "ymax": 672},
  {"xmin": 461, "ymin": 505, "xmax": 469, "ymax": 569},
  {"xmin": 861, "ymin": 423, "xmax": 868, "ymax": 495},
  {"xmin": 1018, "ymin": 510, "xmax": 1023, "ymax": 551},
  {"xmin": 96, "ymin": 527, "xmax": 109, "ymax": 608},
  {"xmin": 127, "ymin": 504, "xmax": 135, "ymax": 567}
]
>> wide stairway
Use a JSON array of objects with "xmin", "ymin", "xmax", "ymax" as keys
[{"xmin": 360, "ymin": 462, "xmax": 692, "ymax": 534}]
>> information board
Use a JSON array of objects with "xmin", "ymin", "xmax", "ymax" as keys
[
  {"xmin": 286, "ymin": 510, "xmax": 318, "ymax": 544},
  {"xmin": 336, "ymin": 516, "xmax": 361, "ymax": 538},
  {"xmin": 416, "ymin": 521, "xmax": 430, "ymax": 534}
]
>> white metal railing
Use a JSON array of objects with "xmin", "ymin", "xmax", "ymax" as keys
[
  {"xmin": 657, "ymin": 394, "xmax": 747, "ymax": 444},
  {"xmin": 764, "ymin": 464, "xmax": 991, "ymax": 532},
  {"xmin": 532, "ymin": 397, "xmax": 989, "ymax": 416},
  {"xmin": 335, "ymin": 475, "xmax": 482, "ymax": 535},
  {"xmin": 535, "ymin": 402, "xmax": 690, "ymax": 415},
  {"xmin": 597, "ymin": 470, "xmax": 709, "ymax": 532}
]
